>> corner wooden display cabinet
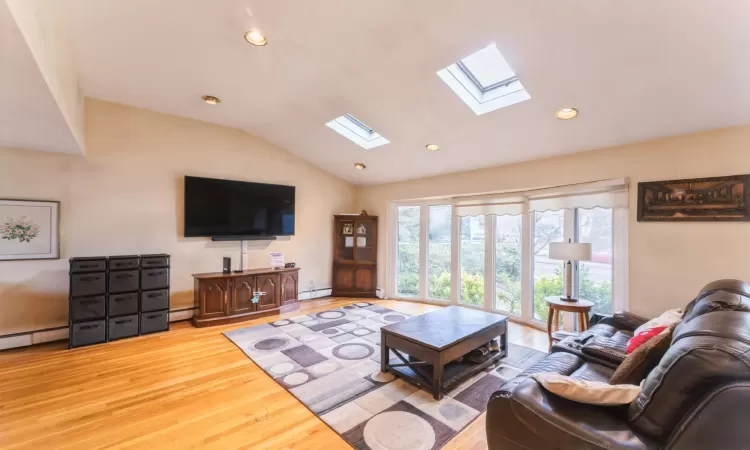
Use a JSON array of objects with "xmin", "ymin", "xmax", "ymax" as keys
[
  {"xmin": 332, "ymin": 214, "xmax": 377, "ymax": 297},
  {"xmin": 192, "ymin": 267, "xmax": 299, "ymax": 327}
]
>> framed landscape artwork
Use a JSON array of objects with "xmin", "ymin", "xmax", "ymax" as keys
[
  {"xmin": 0, "ymin": 199, "xmax": 60, "ymax": 260},
  {"xmin": 637, "ymin": 175, "xmax": 750, "ymax": 222}
]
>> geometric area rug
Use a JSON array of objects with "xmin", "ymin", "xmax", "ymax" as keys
[{"xmin": 224, "ymin": 302, "xmax": 547, "ymax": 450}]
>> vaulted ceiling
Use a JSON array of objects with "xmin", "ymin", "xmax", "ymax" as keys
[{"xmin": 8, "ymin": 1, "xmax": 750, "ymax": 184}]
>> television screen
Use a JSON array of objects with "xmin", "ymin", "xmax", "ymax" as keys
[{"xmin": 184, "ymin": 176, "xmax": 295, "ymax": 237}]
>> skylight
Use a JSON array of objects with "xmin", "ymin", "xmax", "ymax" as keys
[
  {"xmin": 437, "ymin": 44, "xmax": 530, "ymax": 115},
  {"xmin": 325, "ymin": 114, "xmax": 389, "ymax": 150}
]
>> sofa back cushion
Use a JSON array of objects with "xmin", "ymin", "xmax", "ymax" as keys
[
  {"xmin": 679, "ymin": 279, "xmax": 750, "ymax": 327},
  {"xmin": 627, "ymin": 311, "xmax": 750, "ymax": 442}
]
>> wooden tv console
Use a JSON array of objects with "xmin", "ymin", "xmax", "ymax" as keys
[{"xmin": 192, "ymin": 267, "xmax": 300, "ymax": 327}]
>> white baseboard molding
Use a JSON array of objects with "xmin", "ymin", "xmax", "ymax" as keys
[
  {"xmin": 169, "ymin": 308, "xmax": 196, "ymax": 322},
  {"xmin": 298, "ymin": 287, "xmax": 332, "ymax": 301},
  {"xmin": 0, "ymin": 326, "xmax": 68, "ymax": 351}
]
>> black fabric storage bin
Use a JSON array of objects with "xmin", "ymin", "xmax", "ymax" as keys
[
  {"xmin": 141, "ymin": 289, "xmax": 169, "ymax": 312},
  {"xmin": 70, "ymin": 295, "xmax": 106, "ymax": 321},
  {"xmin": 108, "ymin": 314, "xmax": 139, "ymax": 340},
  {"xmin": 108, "ymin": 292, "xmax": 138, "ymax": 317},
  {"xmin": 71, "ymin": 272, "xmax": 106, "ymax": 297},
  {"xmin": 108, "ymin": 270, "xmax": 139, "ymax": 293},
  {"xmin": 141, "ymin": 255, "xmax": 169, "ymax": 269},
  {"xmin": 140, "ymin": 310, "xmax": 169, "ymax": 334},
  {"xmin": 70, "ymin": 320, "xmax": 106, "ymax": 347},
  {"xmin": 70, "ymin": 258, "xmax": 106, "ymax": 273},
  {"xmin": 141, "ymin": 268, "xmax": 169, "ymax": 291},
  {"xmin": 108, "ymin": 256, "xmax": 140, "ymax": 271}
]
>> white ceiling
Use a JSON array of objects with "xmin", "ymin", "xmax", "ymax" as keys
[
  {"xmin": 0, "ymin": 1, "xmax": 80, "ymax": 154},
  {"xmin": 54, "ymin": 0, "xmax": 750, "ymax": 184}
]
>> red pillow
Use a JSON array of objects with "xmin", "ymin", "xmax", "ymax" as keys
[{"xmin": 626, "ymin": 325, "xmax": 667, "ymax": 354}]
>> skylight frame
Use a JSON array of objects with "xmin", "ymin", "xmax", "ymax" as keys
[
  {"xmin": 437, "ymin": 43, "xmax": 531, "ymax": 115},
  {"xmin": 326, "ymin": 114, "xmax": 390, "ymax": 150}
]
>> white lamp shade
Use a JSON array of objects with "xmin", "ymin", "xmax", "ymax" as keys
[{"xmin": 549, "ymin": 242, "xmax": 592, "ymax": 261}]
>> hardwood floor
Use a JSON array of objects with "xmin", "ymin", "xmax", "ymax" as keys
[{"xmin": 0, "ymin": 298, "xmax": 547, "ymax": 449}]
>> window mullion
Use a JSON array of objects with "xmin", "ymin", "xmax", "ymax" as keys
[
  {"xmin": 485, "ymin": 215, "xmax": 496, "ymax": 311},
  {"xmin": 419, "ymin": 204, "xmax": 429, "ymax": 300},
  {"xmin": 450, "ymin": 207, "xmax": 460, "ymax": 305},
  {"xmin": 521, "ymin": 206, "xmax": 532, "ymax": 322},
  {"xmin": 563, "ymin": 209, "xmax": 577, "ymax": 331}
]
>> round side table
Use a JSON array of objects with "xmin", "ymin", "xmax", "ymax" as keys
[{"xmin": 544, "ymin": 296, "xmax": 594, "ymax": 351}]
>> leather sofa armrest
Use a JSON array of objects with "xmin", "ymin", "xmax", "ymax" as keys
[
  {"xmin": 486, "ymin": 377, "xmax": 659, "ymax": 450},
  {"xmin": 595, "ymin": 311, "xmax": 648, "ymax": 331},
  {"xmin": 581, "ymin": 336, "xmax": 628, "ymax": 365}
]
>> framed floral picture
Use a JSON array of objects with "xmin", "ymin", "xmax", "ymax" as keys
[{"xmin": 0, "ymin": 199, "xmax": 60, "ymax": 260}]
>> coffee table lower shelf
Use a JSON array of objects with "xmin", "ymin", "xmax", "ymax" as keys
[{"xmin": 384, "ymin": 349, "xmax": 507, "ymax": 400}]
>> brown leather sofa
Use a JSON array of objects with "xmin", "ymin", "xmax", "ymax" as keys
[{"xmin": 486, "ymin": 279, "xmax": 750, "ymax": 450}]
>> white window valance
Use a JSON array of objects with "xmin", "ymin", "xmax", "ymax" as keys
[{"xmin": 454, "ymin": 178, "xmax": 629, "ymax": 217}]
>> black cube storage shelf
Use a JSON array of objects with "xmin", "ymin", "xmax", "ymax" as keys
[{"xmin": 68, "ymin": 254, "xmax": 171, "ymax": 349}]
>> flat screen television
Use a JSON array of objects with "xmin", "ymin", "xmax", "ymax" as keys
[{"xmin": 184, "ymin": 176, "xmax": 295, "ymax": 238}]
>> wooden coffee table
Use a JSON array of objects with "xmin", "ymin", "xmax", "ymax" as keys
[{"xmin": 380, "ymin": 306, "xmax": 508, "ymax": 400}]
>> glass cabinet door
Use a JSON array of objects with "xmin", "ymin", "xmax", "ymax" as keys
[
  {"xmin": 353, "ymin": 219, "xmax": 375, "ymax": 262},
  {"xmin": 337, "ymin": 221, "xmax": 355, "ymax": 261}
]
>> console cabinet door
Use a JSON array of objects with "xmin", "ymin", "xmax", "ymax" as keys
[
  {"xmin": 199, "ymin": 279, "xmax": 229, "ymax": 318},
  {"xmin": 256, "ymin": 274, "xmax": 280, "ymax": 311},
  {"xmin": 281, "ymin": 271, "xmax": 299, "ymax": 304},
  {"xmin": 231, "ymin": 276, "xmax": 256, "ymax": 314},
  {"xmin": 353, "ymin": 266, "xmax": 376, "ymax": 291}
]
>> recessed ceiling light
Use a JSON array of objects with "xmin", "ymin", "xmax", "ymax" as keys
[
  {"xmin": 244, "ymin": 30, "xmax": 268, "ymax": 46},
  {"xmin": 426, "ymin": 144, "xmax": 440, "ymax": 151},
  {"xmin": 555, "ymin": 108, "xmax": 578, "ymax": 120},
  {"xmin": 354, "ymin": 163, "xmax": 366, "ymax": 170},
  {"xmin": 202, "ymin": 95, "xmax": 221, "ymax": 105}
]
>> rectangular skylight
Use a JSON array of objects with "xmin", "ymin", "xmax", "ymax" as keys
[
  {"xmin": 326, "ymin": 114, "xmax": 389, "ymax": 149},
  {"xmin": 437, "ymin": 43, "xmax": 530, "ymax": 115}
]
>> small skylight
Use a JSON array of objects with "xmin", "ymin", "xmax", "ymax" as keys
[
  {"xmin": 326, "ymin": 114, "xmax": 390, "ymax": 150},
  {"xmin": 437, "ymin": 44, "xmax": 530, "ymax": 115}
]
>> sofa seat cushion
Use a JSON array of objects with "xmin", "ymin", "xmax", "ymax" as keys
[
  {"xmin": 520, "ymin": 351, "xmax": 583, "ymax": 376},
  {"xmin": 570, "ymin": 361, "xmax": 615, "ymax": 382}
]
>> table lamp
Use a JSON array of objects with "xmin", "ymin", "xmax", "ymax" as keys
[{"xmin": 549, "ymin": 239, "xmax": 592, "ymax": 302}]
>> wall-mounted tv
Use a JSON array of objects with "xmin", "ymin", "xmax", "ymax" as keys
[{"xmin": 184, "ymin": 176, "xmax": 295, "ymax": 238}]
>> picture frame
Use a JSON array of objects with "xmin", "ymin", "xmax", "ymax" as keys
[
  {"xmin": 0, "ymin": 199, "xmax": 60, "ymax": 260},
  {"xmin": 637, "ymin": 174, "xmax": 750, "ymax": 222},
  {"xmin": 342, "ymin": 223, "xmax": 353, "ymax": 235}
]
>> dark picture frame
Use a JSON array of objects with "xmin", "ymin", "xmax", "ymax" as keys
[
  {"xmin": 0, "ymin": 198, "xmax": 60, "ymax": 260},
  {"xmin": 637, "ymin": 175, "xmax": 750, "ymax": 222}
]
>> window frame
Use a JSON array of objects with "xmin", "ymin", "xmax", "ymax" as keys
[{"xmin": 388, "ymin": 200, "xmax": 628, "ymax": 329}]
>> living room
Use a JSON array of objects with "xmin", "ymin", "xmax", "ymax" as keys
[{"xmin": 2, "ymin": 1, "xmax": 749, "ymax": 449}]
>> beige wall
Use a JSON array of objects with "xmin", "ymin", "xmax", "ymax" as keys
[
  {"xmin": 0, "ymin": 100, "xmax": 355, "ymax": 335},
  {"xmin": 357, "ymin": 125, "xmax": 750, "ymax": 319}
]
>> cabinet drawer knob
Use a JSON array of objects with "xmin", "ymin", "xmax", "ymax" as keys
[{"xmin": 79, "ymin": 324, "xmax": 99, "ymax": 330}]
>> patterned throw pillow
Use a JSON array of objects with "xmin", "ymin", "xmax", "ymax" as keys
[
  {"xmin": 610, "ymin": 327, "xmax": 673, "ymax": 385},
  {"xmin": 627, "ymin": 308, "xmax": 682, "ymax": 353},
  {"xmin": 626, "ymin": 325, "xmax": 667, "ymax": 354},
  {"xmin": 531, "ymin": 372, "xmax": 642, "ymax": 405},
  {"xmin": 633, "ymin": 308, "xmax": 683, "ymax": 336}
]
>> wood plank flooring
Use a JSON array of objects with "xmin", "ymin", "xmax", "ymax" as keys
[{"xmin": 0, "ymin": 298, "xmax": 547, "ymax": 449}]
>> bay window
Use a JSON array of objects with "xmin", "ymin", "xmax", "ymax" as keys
[{"xmin": 390, "ymin": 179, "xmax": 628, "ymax": 326}]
